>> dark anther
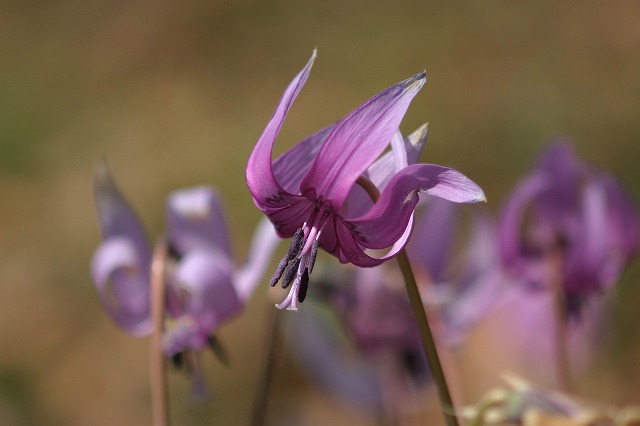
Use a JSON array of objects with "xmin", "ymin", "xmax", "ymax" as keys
[
  {"xmin": 270, "ymin": 257, "xmax": 288, "ymax": 286},
  {"xmin": 171, "ymin": 352, "xmax": 184, "ymax": 370},
  {"xmin": 287, "ymin": 228, "xmax": 305, "ymax": 260},
  {"xmin": 270, "ymin": 228, "xmax": 305, "ymax": 287},
  {"xmin": 281, "ymin": 258, "xmax": 300, "ymax": 289},
  {"xmin": 308, "ymin": 240, "xmax": 319, "ymax": 274},
  {"xmin": 297, "ymin": 269, "xmax": 310, "ymax": 303}
]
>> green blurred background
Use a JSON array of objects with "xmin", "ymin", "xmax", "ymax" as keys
[{"xmin": 2, "ymin": 0, "xmax": 640, "ymax": 424}]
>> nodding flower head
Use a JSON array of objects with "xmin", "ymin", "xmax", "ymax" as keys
[
  {"xmin": 246, "ymin": 51, "xmax": 485, "ymax": 310},
  {"xmin": 498, "ymin": 141, "xmax": 640, "ymax": 317}
]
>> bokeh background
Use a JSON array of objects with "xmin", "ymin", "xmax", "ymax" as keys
[{"xmin": 2, "ymin": 0, "xmax": 640, "ymax": 424}]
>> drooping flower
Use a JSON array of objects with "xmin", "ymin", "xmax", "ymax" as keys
[
  {"xmin": 246, "ymin": 51, "xmax": 486, "ymax": 310},
  {"xmin": 91, "ymin": 161, "xmax": 280, "ymax": 393},
  {"xmin": 498, "ymin": 141, "xmax": 639, "ymax": 317}
]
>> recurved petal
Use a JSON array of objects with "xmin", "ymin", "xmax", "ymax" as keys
[
  {"xmin": 348, "ymin": 164, "xmax": 485, "ymax": 251},
  {"xmin": 93, "ymin": 159, "xmax": 151, "ymax": 267},
  {"xmin": 233, "ymin": 217, "xmax": 282, "ymax": 302},
  {"xmin": 174, "ymin": 250, "xmax": 242, "ymax": 336},
  {"xmin": 91, "ymin": 237, "xmax": 152, "ymax": 336},
  {"xmin": 301, "ymin": 71, "xmax": 427, "ymax": 209},
  {"xmin": 166, "ymin": 186, "xmax": 231, "ymax": 257},
  {"xmin": 246, "ymin": 51, "xmax": 316, "ymax": 209},
  {"xmin": 498, "ymin": 173, "xmax": 548, "ymax": 266}
]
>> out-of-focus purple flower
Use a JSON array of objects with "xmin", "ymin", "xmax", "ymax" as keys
[
  {"xmin": 288, "ymin": 265, "xmax": 431, "ymax": 417},
  {"xmin": 246, "ymin": 51, "xmax": 485, "ymax": 310},
  {"xmin": 91, "ymin": 160, "xmax": 153, "ymax": 336},
  {"xmin": 91, "ymin": 162, "xmax": 280, "ymax": 394},
  {"xmin": 407, "ymin": 198, "xmax": 507, "ymax": 346},
  {"xmin": 498, "ymin": 141, "xmax": 639, "ymax": 317}
]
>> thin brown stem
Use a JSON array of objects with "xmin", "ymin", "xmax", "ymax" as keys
[
  {"xmin": 251, "ymin": 306, "xmax": 283, "ymax": 426},
  {"xmin": 355, "ymin": 176, "xmax": 459, "ymax": 426},
  {"xmin": 549, "ymin": 247, "xmax": 572, "ymax": 393},
  {"xmin": 150, "ymin": 241, "xmax": 170, "ymax": 426}
]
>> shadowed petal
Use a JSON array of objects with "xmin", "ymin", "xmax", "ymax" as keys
[
  {"xmin": 91, "ymin": 237, "xmax": 152, "ymax": 336},
  {"xmin": 346, "ymin": 124, "xmax": 429, "ymax": 219},
  {"xmin": 348, "ymin": 164, "xmax": 486, "ymax": 251},
  {"xmin": 166, "ymin": 186, "xmax": 231, "ymax": 257},
  {"xmin": 234, "ymin": 217, "xmax": 282, "ymax": 302},
  {"xmin": 273, "ymin": 123, "xmax": 336, "ymax": 194},
  {"xmin": 93, "ymin": 159, "xmax": 151, "ymax": 268},
  {"xmin": 167, "ymin": 251, "xmax": 241, "ymax": 353},
  {"xmin": 246, "ymin": 51, "xmax": 317, "ymax": 209},
  {"xmin": 301, "ymin": 72, "xmax": 427, "ymax": 209}
]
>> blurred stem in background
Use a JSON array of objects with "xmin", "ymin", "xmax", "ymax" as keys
[
  {"xmin": 251, "ymin": 307, "xmax": 283, "ymax": 426},
  {"xmin": 150, "ymin": 241, "xmax": 170, "ymax": 426},
  {"xmin": 549, "ymin": 246, "xmax": 572, "ymax": 393}
]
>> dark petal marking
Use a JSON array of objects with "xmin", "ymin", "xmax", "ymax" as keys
[
  {"xmin": 298, "ymin": 269, "xmax": 310, "ymax": 303},
  {"xmin": 281, "ymin": 258, "xmax": 301, "ymax": 289}
]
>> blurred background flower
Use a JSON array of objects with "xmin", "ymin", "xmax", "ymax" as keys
[{"xmin": 2, "ymin": 1, "xmax": 640, "ymax": 424}]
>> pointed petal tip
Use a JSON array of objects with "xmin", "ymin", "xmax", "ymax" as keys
[{"xmin": 400, "ymin": 70, "xmax": 427, "ymax": 92}]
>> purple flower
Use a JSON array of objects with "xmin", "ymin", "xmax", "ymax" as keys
[
  {"xmin": 406, "ymin": 198, "xmax": 506, "ymax": 346},
  {"xmin": 91, "ymin": 162, "xmax": 280, "ymax": 393},
  {"xmin": 246, "ymin": 51, "xmax": 485, "ymax": 310},
  {"xmin": 498, "ymin": 141, "xmax": 639, "ymax": 316}
]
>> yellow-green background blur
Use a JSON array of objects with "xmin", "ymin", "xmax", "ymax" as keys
[{"xmin": 2, "ymin": 1, "xmax": 640, "ymax": 424}]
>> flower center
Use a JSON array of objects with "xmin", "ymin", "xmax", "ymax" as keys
[{"xmin": 270, "ymin": 207, "xmax": 330, "ymax": 310}]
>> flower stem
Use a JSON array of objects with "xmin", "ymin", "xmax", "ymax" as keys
[
  {"xmin": 251, "ymin": 306, "xmax": 283, "ymax": 426},
  {"xmin": 150, "ymin": 241, "xmax": 170, "ymax": 426},
  {"xmin": 549, "ymin": 246, "xmax": 572, "ymax": 393},
  {"xmin": 355, "ymin": 176, "xmax": 459, "ymax": 426},
  {"xmin": 396, "ymin": 251, "xmax": 459, "ymax": 426}
]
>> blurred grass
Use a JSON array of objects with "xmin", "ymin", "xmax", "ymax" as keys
[{"xmin": 1, "ymin": 0, "xmax": 640, "ymax": 424}]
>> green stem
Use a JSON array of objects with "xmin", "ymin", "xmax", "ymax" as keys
[
  {"xmin": 396, "ymin": 251, "xmax": 458, "ymax": 426},
  {"xmin": 150, "ymin": 241, "xmax": 170, "ymax": 426},
  {"xmin": 356, "ymin": 176, "xmax": 458, "ymax": 426}
]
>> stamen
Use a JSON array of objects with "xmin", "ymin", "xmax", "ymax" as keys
[
  {"xmin": 307, "ymin": 240, "xmax": 319, "ymax": 274},
  {"xmin": 269, "ymin": 257, "xmax": 288, "ymax": 287},
  {"xmin": 287, "ymin": 228, "xmax": 305, "ymax": 260},
  {"xmin": 281, "ymin": 258, "xmax": 301, "ymax": 289},
  {"xmin": 298, "ymin": 269, "xmax": 309, "ymax": 303}
]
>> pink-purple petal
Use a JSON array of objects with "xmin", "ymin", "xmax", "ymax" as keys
[
  {"xmin": 174, "ymin": 251, "xmax": 241, "ymax": 338},
  {"xmin": 348, "ymin": 164, "xmax": 485, "ymax": 251},
  {"xmin": 246, "ymin": 51, "xmax": 316, "ymax": 208},
  {"xmin": 93, "ymin": 160, "xmax": 151, "ymax": 268},
  {"xmin": 166, "ymin": 186, "xmax": 231, "ymax": 257},
  {"xmin": 91, "ymin": 237, "xmax": 152, "ymax": 336},
  {"xmin": 300, "ymin": 72, "xmax": 427, "ymax": 209},
  {"xmin": 273, "ymin": 123, "xmax": 336, "ymax": 194},
  {"xmin": 234, "ymin": 218, "xmax": 282, "ymax": 302}
]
